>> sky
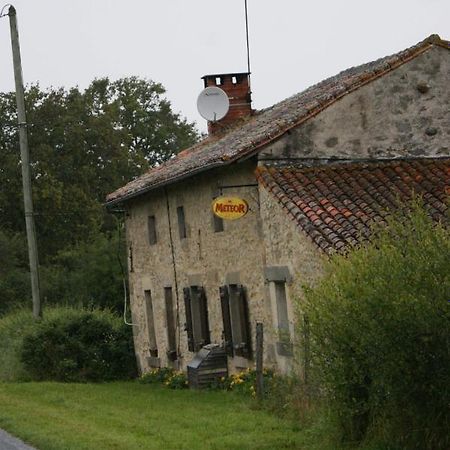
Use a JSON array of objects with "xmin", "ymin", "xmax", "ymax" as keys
[{"xmin": 0, "ymin": 0, "xmax": 448, "ymax": 133}]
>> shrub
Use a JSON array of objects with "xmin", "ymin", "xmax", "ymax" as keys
[
  {"xmin": 301, "ymin": 203, "xmax": 450, "ymax": 449},
  {"xmin": 220, "ymin": 368, "xmax": 275, "ymax": 397},
  {"xmin": 0, "ymin": 308, "xmax": 37, "ymax": 381},
  {"xmin": 20, "ymin": 308, "xmax": 137, "ymax": 382}
]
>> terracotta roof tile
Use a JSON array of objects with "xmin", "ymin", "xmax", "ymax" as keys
[
  {"xmin": 256, "ymin": 159, "xmax": 449, "ymax": 254},
  {"xmin": 106, "ymin": 35, "xmax": 449, "ymax": 205}
]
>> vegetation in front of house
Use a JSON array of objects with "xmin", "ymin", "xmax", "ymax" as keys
[
  {"xmin": 139, "ymin": 367, "xmax": 188, "ymax": 389},
  {"xmin": 0, "ymin": 307, "xmax": 136, "ymax": 382},
  {"xmin": 139, "ymin": 367, "xmax": 276, "ymax": 394},
  {"xmin": 0, "ymin": 382, "xmax": 305, "ymax": 450},
  {"xmin": 300, "ymin": 203, "xmax": 450, "ymax": 449}
]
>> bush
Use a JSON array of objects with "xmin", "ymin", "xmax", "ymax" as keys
[
  {"xmin": 301, "ymin": 204, "xmax": 450, "ymax": 449},
  {"xmin": 0, "ymin": 308, "xmax": 37, "ymax": 381},
  {"xmin": 20, "ymin": 308, "xmax": 137, "ymax": 382}
]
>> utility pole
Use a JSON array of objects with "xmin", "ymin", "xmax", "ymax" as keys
[{"xmin": 7, "ymin": 5, "xmax": 42, "ymax": 318}]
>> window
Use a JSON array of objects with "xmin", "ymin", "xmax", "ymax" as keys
[
  {"xmin": 213, "ymin": 213, "xmax": 224, "ymax": 233},
  {"xmin": 264, "ymin": 266, "xmax": 293, "ymax": 357},
  {"xmin": 164, "ymin": 287, "xmax": 177, "ymax": 361},
  {"xmin": 147, "ymin": 215, "xmax": 157, "ymax": 245},
  {"xmin": 274, "ymin": 282, "xmax": 289, "ymax": 334},
  {"xmin": 220, "ymin": 284, "xmax": 252, "ymax": 358},
  {"xmin": 177, "ymin": 206, "xmax": 186, "ymax": 239},
  {"xmin": 144, "ymin": 290, "xmax": 158, "ymax": 357},
  {"xmin": 273, "ymin": 281, "xmax": 293, "ymax": 356},
  {"xmin": 183, "ymin": 286, "xmax": 210, "ymax": 352}
]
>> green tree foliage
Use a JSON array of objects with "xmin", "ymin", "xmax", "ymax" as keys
[
  {"xmin": 0, "ymin": 77, "xmax": 199, "ymax": 313},
  {"xmin": 0, "ymin": 230, "xmax": 30, "ymax": 316},
  {"xmin": 0, "ymin": 77, "xmax": 199, "ymax": 259},
  {"xmin": 301, "ymin": 204, "xmax": 449, "ymax": 449},
  {"xmin": 41, "ymin": 230, "xmax": 126, "ymax": 312}
]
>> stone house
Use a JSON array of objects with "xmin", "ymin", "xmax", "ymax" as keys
[{"xmin": 106, "ymin": 35, "xmax": 449, "ymax": 375}]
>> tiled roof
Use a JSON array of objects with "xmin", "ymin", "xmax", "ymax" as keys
[
  {"xmin": 106, "ymin": 35, "xmax": 449, "ymax": 205},
  {"xmin": 256, "ymin": 159, "xmax": 450, "ymax": 253}
]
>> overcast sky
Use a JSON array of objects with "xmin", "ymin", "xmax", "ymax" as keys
[{"xmin": 0, "ymin": 0, "xmax": 448, "ymax": 132}]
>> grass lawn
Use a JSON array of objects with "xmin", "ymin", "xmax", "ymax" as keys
[{"xmin": 0, "ymin": 382, "xmax": 306, "ymax": 450}]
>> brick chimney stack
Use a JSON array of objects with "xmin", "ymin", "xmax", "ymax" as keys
[{"xmin": 201, "ymin": 72, "xmax": 252, "ymax": 135}]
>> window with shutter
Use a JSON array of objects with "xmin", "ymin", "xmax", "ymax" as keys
[
  {"xmin": 184, "ymin": 286, "xmax": 211, "ymax": 352},
  {"xmin": 144, "ymin": 290, "xmax": 158, "ymax": 357},
  {"xmin": 164, "ymin": 287, "xmax": 177, "ymax": 361},
  {"xmin": 190, "ymin": 286, "xmax": 210, "ymax": 351},
  {"xmin": 183, "ymin": 287, "xmax": 194, "ymax": 352},
  {"xmin": 220, "ymin": 286, "xmax": 233, "ymax": 356},
  {"xmin": 230, "ymin": 284, "xmax": 252, "ymax": 358},
  {"xmin": 220, "ymin": 285, "xmax": 252, "ymax": 359}
]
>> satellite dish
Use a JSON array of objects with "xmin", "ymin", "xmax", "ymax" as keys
[{"xmin": 197, "ymin": 86, "xmax": 229, "ymax": 122}]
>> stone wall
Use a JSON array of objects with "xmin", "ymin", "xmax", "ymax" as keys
[
  {"xmin": 259, "ymin": 46, "xmax": 449, "ymax": 161},
  {"xmin": 125, "ymin": 159, "xmax": 275, "ymax": 373},
  {"xmin": 258, "ymin": 187, "xmax": 325, "ymax": 374}
]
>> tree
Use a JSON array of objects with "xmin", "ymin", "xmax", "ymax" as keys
[
  {"xmin": 0, "ymin": 77, "xmax": 199, "ymax": 312},
  {"xmin": 301, "ymin": 203, "xmax": 449, "ymax": 449}
]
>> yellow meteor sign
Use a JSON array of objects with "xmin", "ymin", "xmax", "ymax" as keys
[{"xmin": 212, "ymin": 197, "xmax": 249, "ymax": 220}]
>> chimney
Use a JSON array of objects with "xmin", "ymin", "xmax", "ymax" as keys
[{"xmin": 201, "ymin": 72, "xmax": 252, "ymax": 135}]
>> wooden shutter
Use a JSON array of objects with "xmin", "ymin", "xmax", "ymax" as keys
[
  {"xmin": 198, "ymin": 287, "xmax": 211, "ymax": 349},
  {"xmin": 183, "ymin": 287, "xmax": 194, "ymax": 352},
  {"xmin": 219, "ymin": 286, "xmax": 234, "ymax": 356},
  {"xmin": 236, "ymin": 285, "xmax": 252, "ymax": 358},
  {"xmin": 164, "ymin": 287, "xmax": 177, "ymax": 360}
]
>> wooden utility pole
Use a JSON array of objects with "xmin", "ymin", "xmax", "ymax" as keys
[{"xmin": 8, "ymin": 5, "xmax": 42, "ymax": 318}]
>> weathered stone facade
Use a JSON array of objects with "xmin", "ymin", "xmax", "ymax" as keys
[
  {"xmin": 125, "ymin": 160, "xmax": 273, "ymax": 373},
  {"xmin": 110, "ymin": 38, "xmax": 449, "ymax": 377},
  {"xmin": 260, "ymin": 46, "xmax": 449, "ymax": 162}
]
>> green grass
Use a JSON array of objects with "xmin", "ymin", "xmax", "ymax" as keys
[{"xmin": 0, "ymin": 382, "xmax": 306, "ymax": 450}]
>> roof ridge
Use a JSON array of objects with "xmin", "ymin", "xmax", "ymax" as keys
[{"xmin": 107, "ymin": 35, "xmax": 449, "ymax": 205}]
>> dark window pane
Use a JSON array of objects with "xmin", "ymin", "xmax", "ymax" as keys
[
  {"xmin": 177, "ymin": 206, "xmax": 186, "ymax": 239},
  {"xmin": 213, "ymin": 213, "xmax": 224, "ymax": 232},
  {"xmin": 183, "ymin": 287, "xmax": 194, "ymax": 352},
  {"xmin": 220, "ymin": 286, "xmax": 233, "ymax": 356},
  {"xmin": 275, "ymin": 282, "xmax": 289, "ymax": 332},
  {"xmin": 148, "ymin": 215, "xmax": 157, "ymax": 245},
  {"xmin": 190, "ymin": 286, "xmax": 210, "ymax": 351},
  {"xmin": 229, "ymin": 285, "xmax": 252, "ymax": 358},
  {"xmin": 164, "ymin": 287, "xmax": 177, "ymax": 360},
  {"xmin": 144, "ymin": 290, "xmax": 158, "ymax": 357}
]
